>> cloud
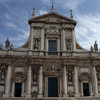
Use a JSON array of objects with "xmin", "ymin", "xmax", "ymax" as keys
[
  {"xmin": 75, "ymin": 13, "xmax": 100, "ymax": 50},
  {"xmin": 38, "ymin": 10, "xmax": 48, "ymax": 15},
  {"xmin": 42, "ymin": 0, "xmax": 87, "ymax": 10},
  {"xmin": 5, "ymin": 22, "xmax": 17, "ymax": 29},
  {"xmin": 0, "ymin": 0, "xmax": 24, "ymax": 3}
]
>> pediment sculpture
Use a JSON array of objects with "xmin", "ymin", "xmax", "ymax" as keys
[{"xmin": 12, "ymin": 72, "xmax": 26, "ymax": 82}]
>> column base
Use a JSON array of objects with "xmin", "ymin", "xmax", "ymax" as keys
[
  {"xmin": 26, "ymin": 94, "xmax": 31, "ymax": 98},
  {"xmin": 90, "ymin": 92, "xmax": 93, "ymax": 96},
  {"xmin": 39, "ymin": 51, "xmax": 44, "ymax": 56},
  {"xmin": 80, "ymin": 93, "xmax": 83, "ymax": 97},
  {"xmin": 3, "ymin": 94, "xmax": 9, "ymax": 98},
  {"xmin": 62, "ymin": 52, "xmax": 66, "ymax": 56},
  {"xmin": 38, "ymin": 94, "xmax": 43, "ymax": 98},
  {"xmin": 63, "ymin": 94, "xmax": 68, "ymax": 97},
  {"xmin": 94, "ymin": 93, "xmax": 99, "ymax": 96},
  {"xmin": 29, "ymin": 51, "xmax": 32, "ymax": 55},
  {"xmin": 74, "ymin": 93, "xmax": 79, "ymax": 97}
]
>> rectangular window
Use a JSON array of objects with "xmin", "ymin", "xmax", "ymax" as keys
[{"xmin": 49, "ymin": 40, "xmax": 57, "ymax": 52}]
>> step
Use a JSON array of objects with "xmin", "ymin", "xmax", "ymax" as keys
[{"xmin": 0, "ymin": 97, "xmax": 100, "ymax": 100}]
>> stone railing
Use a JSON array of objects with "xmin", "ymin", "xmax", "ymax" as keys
[{"xmin": 0, "ymin": 50, "xmax": 100, "ymax": 58}]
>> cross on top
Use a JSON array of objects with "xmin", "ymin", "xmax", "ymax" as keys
[
  {"xmin": 51, "ymin": 0, "xmax": 54, "ymax": 8},
  {"xmin": 51, "ymin": 0, "xmax": 55, "ymax": 12}
]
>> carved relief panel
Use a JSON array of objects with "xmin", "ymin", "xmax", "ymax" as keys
[
  {"xmin": 65, "ymin": 38, "xmax": 72, "ymax": 51},
  {"xmin": 33, "ymin": 28, "xmax": 41, "ymax": 38},
  {"xmin": 46, "ymin": 27, "xmax": 59, "ymax": 34},
  {"xmin": 65, "ymin": 28, "xmax": 72, "ymax": 51}
]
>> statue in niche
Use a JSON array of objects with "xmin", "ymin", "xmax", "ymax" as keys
[
  {"xmin": 94, "ymin": 41, "xmax": 98, "ymax": 51},
  {"xmin": 51, "ymin": 65, "xmax": 56, "ymax": 71},
  {"xmin": 32, "ymin": 91, "xmax": 38, "ymax": 97},
  {"xmin": 33, "ymin": 73, "xmax": 37, "ymax": 82},
  {"xmin": 68, "ymin": 71, "xmax": 73, "ymax": 82},
  {"xmin": 0, "ymin": 69, "xmax": 6, "ymax": 81},
  {"xmin": 33, "ymin": 38, "xmax": 40, "ymax": 50},
  {"xmin": 65, "ymin": 38, "xmax": 72, "ymax": 51}
]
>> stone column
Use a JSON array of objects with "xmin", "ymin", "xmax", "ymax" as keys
[
  {"xmin": 38, "ymin": 66, "xmax": 43, "ymax": 98},
  {"xmin": 92, "ymin": 66, "xmax": 99, "ymax": 96},
  {"xmin": 74, "ymin": 66, "xmax": 79, "ymax": 97},
  {"xmin": 72, "ymin": 29, "xmax": 76, "ymax": 51},
  {"xmin": 3, "ymin": 65, "xmax": 12, "ymax": 97},
  {"xmin": 63, "ymin": 66, "xmax": 68, "ymax": 97},
  {"xmin": 41, "ymin": 27, "xmax": 44, "ymax": 51},
  {"xmin": 29, "ymin": 27, "xmax": 34, "ymax": 50},
  {"xmin": 26, "ymin": 65, "xmax": 32, "ymax": 98}
]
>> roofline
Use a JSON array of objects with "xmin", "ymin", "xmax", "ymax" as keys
[{"xmin": 28, "ymin": 11, "xmax": 77, "ymax": 25}]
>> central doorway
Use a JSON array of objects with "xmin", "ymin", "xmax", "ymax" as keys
[
  {"xmin": 83, "ymin": 83, "xmax": 90, "ymax": 96},
  {"xmin": 14, "ymin": 83, "xmax": 22, "ymax": 97},
  {"xmin": 48, "ymin": 77, "xmax": 58, "ymax": 97}
]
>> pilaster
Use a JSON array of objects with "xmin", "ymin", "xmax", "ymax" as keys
[
  {"xmin": 72, "ymin": 29, "xmax": 76, "ymax": 51},
  {"xmin": 29, "ymin": 27, "xmax": 34, "ymax": 50}
]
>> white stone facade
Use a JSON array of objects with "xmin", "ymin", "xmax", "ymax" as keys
[{"xmin": 0, "ymin": 8, "xmax": 100, "ymax": 99}]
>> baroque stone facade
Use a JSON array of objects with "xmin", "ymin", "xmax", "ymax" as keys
[{"xmin": 0, "ymin": 7, "xmax": 100, "ymax": 100}]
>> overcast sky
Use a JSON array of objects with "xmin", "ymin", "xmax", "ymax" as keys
[{"xmin": 0, "ymin": 0, "xmax": 100, "ymax": 50}]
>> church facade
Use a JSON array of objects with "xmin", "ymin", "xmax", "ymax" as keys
[{"xmin": 0, "ymin": 7, "xmax": 100, "ymax": 100}]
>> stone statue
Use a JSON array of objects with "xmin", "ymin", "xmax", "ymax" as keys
[
  {"xmin": 90, "ymin": 46, "xmax": 94, "ymax": 52},
  {"xmin": 10, "ymin": 43, "xmax": 14, "ymax": 50},
  {"xmin": 32, "ymin": 91, "xmax": 38, "ymax": 97},
  {"xmin": 94, "ymin": 41, "xmax": 98, "ymax": 51},
  {"xmin": 33, "ymin": 73, "xmax": 37, "ymax": 82},
  {"xmin": 0, "ymin": 44, "xmax": 3, "ymax": 50},
  {"xmin": 34, "ymin": 39, "xmax": 40, "ymax": 50},
  {"xmin": 5, "ymin": 38, "xmax": 10, "ymax": 49}
]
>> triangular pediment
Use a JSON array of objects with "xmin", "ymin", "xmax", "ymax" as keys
[{"xmin": 28, "ymin": 12, "xmax": 76, "ymax": 24}]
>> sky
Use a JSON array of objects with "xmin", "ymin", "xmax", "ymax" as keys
[{"xmin": 0, "ymin": 0, "xmax": 100, "ymax": 50}]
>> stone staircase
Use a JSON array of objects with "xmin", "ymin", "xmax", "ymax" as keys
[{"xmin": 0, "ymin": 97, "xmax": 100, "ymax": 100}]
